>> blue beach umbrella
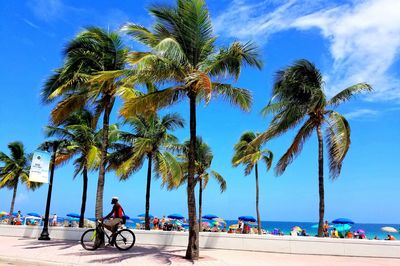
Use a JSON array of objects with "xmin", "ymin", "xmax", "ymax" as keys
[
  {"xmin": 168, "ymin": 213, "xmax": 184, "ymax": 220},
  {"xmin": 332, "ymin": 218, "xmax": 354, "ymax": 225},
  {"xmin": 202, "ymin": 214, "xmax": 218, "ymax": 220},
  {"xmin": 238, "ymin": 216, "xmax": 256, "ymax": 222},
  {"xmin": 27, "ymin": 212, "xmax": 41, "ymax": 218},
  {"xmin": 123, "ymin": 215, "xmax": 130, "ymax": 220},
  {"xmin": 333, "ymin": 224, "xmax": 352, "ymax": 232},
  {"xmin": 66, "ymin": 213, "xmax": 80, "ymax": 218}
]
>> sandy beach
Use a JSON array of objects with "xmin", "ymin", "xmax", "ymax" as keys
[{"xmin": 0, "ymin": 236, "xmax": 398, "ymax": 266}]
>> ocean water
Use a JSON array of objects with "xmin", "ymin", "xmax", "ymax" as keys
[{"xmin": 125, "ymin": 219, "xmax": 399, "ymax": 240}]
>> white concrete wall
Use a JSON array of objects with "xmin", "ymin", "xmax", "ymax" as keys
[{"xmin": 0, "ymin": 225, "xmax": 399, "ymax": 258}]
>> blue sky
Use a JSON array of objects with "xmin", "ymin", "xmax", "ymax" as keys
[{"xmin": 1, "ymin": 0, "xmax": 399, "ymax": 223}]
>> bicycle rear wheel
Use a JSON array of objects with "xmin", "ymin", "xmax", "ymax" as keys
[
  {"xmin": 81, "ymin": 229, "xmax": 98, "ymax": 251},
  {"xmin": 115, "ymin": 229, "xmax": 135, "ymax": 251}
]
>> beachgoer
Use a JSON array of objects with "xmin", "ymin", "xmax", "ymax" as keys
[
  {"xmin": 103, "ymin": 196, "xmax": 124, "ymax": 245},
  {"xmin": 15, "ymin": 211, "xmax": 22, "ymax": 225},
  {"xmin": 52, "ymin": 214, "xmax": 57, "ymax": 226},
  {"xmin": 160, "ymin": 216, "xmax": 166, "ymax": 230},
  {"xmin": 346, "ymin": 231, "xmax": 353, "ymax": 238},
  {"xmin": 323, "ymin": 220, "xmax": 329, "ymax": 237},
  {"xmin": 374, "ymin": 236, "xmax": 379, "ymax": 240},
  {"xmin": 238, "ymin": 220, "xmax": 243, "ymax": 233},
  {"xmin": 153, "ymin": 217, "xmax": 159, "ymax": 229},
  {"xmin": 301, "ymin": 229, "xmax": 308, "ymax": 236},
  {"xmin": 385, "ymin": 234, "xmax": 396, "ymax": 240},
  {"xmin": 331, "ymin": 228, "xmax": 339, "ymax": 238}
]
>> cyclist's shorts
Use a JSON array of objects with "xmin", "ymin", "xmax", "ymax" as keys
[{"xmin": 105, "ymin": 218, "xmax": 122, "ymax": 228}]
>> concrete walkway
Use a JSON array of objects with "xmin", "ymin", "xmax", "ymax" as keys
[{"xmin": 0, "ymin": 236, "xmax": 399, "ymax": 266}]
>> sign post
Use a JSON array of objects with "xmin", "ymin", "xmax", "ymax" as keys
[{"xmin": 29, "ymin": 151, "xmax": 51, "ymax": 184}]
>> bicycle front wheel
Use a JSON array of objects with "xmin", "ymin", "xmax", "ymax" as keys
[
  {"xmin": 81, "ymin": 229, "xmax": 98, "ymax": 251},
  {"xmin": 115, "ymin": 229, "xmax": 135, "ymax": 251}
]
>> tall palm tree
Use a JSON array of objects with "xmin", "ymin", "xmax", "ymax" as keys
[
  {"xmin": 232, "ymin": 132, "xmax": 273, "ymax": 235},
  {"xmin": 45, "ymin": 109, "xmax": 101, "ymax": 228},
  {"xmin": 0, "ymin": 142, "xmax": 41, "ymax": 222},
  {"xmin": 257, "ymin": 59, "xmax": 372, "ymax": 236},
  {"xmin": 108, "ymin": 113, "xmax": 184, "ymax": 230},
  {"xmin": 41, "ymin": 27, "xmax": 130, "ymax": 225},
  {"xmin": 119, "ymin": 0, "xmax": 261, "ymax": 258},
  {"xmin": 166, "ymin": 137, "xmax": 226, "ymax": 231}
]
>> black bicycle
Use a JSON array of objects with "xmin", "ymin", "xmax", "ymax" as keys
[{"xmin": 81, "ymin": 220, "xmax": 135, "ymax": 251}]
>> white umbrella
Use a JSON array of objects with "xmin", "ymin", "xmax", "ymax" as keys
[{"xmin": 381, "ymin": 226, "xmax": 398, "ymax": 233}]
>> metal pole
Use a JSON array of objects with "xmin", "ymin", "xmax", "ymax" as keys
[{"xmin": 38, "ymin": 142, "xmax": 58, "ymax": 240}]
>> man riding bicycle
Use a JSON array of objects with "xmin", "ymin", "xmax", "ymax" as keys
[{"xmin": 102, "ymin": 197, "xmax": 124, "ymax": 245}]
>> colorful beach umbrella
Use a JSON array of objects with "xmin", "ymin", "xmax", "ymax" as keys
[
  {"xmin": 202, "ymin": 214, "xmax": 218, "ymax": 220},
  {"xmin": 168, "ymin": 213, "xmax": 184, "ymax": 220},
  {"xmin": 381, "ymin": 226, "xmax": 398, "ymax": 233},
  {"xmin": 356, "ymin": 229, "xmax": 365, "ymax": 234},
  {"xmin": 292, "ymin": 226, "xmax": 302, "ymax": 232},
  {"xmin": 229, "ymin": 224, "xmax": 239, "ymax": 230},
  {"xmin": 0, "ymin": 211, "xmax": 9, "ymax": 217},
  {"xmin": 66, "ymin": 213, "xmax": 80, "ymax": 218},
  {"xmin": 213, "ymin": 217, "xmax": 226, "ymax": 224},
  {"xmin": 238, "ymin": 216, "xmax": 256, "ymax": 222},
  {"xmin": 27, "ymin": 212, "xmax": 41, "ymax": 218},
  {"xmin": 332, "ymin": 218, "xmax": 354, "ymax": 224}
]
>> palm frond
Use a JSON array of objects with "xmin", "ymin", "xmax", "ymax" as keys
[
  {"xmin": 328, "ymin": 83, "xmax": 373, "ymax": 106},
  {"xmin": 325, "ymin": 111, "xmax": 351, "ymax": 179}
]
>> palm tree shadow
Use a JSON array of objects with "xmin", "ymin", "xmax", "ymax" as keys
[
  {"xmin": 16, "ymin": 238, "xmax": 80, "ymax": 250},
  {"xmin": 76, "ymin": 246, "xmax": 188, "ymax": 264}
]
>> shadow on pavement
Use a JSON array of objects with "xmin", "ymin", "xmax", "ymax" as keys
[
  {"xmin": 14, "ymin": 238, "xmax": 190, "ymax": 264},
  {"xmin": 16, "ymin": 238, "xmax": 79, "ymax": 250}
]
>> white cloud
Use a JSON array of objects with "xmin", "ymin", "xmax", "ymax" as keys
[
  {"xmin": 22, "ymin": 18, "xmax": 40, "ymax": 30},
  {"xmin": 345, "ymin": 108, "xmax": 379, "ymax": 119},
  {"xmin": 213, "ymin": 0, "xmax": 400, "ymax": 102},
  {"xmin": 27, "ymin": 0, "xmax": 64, "ymax": 22}
]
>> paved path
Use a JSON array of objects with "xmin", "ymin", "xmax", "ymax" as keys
[{"xmin": 0, "ymin": 236, "xmax": 399, "ymax": 266}]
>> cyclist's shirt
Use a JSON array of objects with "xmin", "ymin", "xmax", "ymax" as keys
[
  {"xmin": 104, "ymin": 202, "xmax": 123, "ymax": 220},
  {"xmin": 113, "ymin": 203, "xmax": 123, "ymax": 218}
]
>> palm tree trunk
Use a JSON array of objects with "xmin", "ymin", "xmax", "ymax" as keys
[
  {"xmin": 145, "ymin": 153, "xmax": 152, "ymax": 230},
  {"xmin": 95, "ymin": 95, "xmax": 114, "ymax": 245},
  {"xmin": 79, "ymin": 164, "xmax": 88, "ymax": 228},
  {"xmin": 9, "ymin": 180, "xmax": 18, "ymax": 224},
  {"xmin": 198, "ymin": 178, "xmax": 202, "ymax": 232},
  {"xmin": 185, "ymin": 92, "xmax": 199, "ymax": 260},
  {"xmin": 317, "ymin": 125, "xmax": 325, "ymax": 237},
  {"xmin": 255, "ymin": 163, "xmax": 261, "ymax": 235}
]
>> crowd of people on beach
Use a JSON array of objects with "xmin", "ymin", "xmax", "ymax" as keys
[{"xmin": 1, "ymin": 212, "xmax": 398, "ymax": 241}]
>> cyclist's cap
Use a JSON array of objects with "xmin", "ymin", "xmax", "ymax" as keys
[{"xmin": 112, "ymin": 196, "xmax": 119, "ymax": 200}]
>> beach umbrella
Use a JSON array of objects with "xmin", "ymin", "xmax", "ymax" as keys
[
  {"xmin": 27, "ymin": 212, "xmax": 41, "ymax": 218},
  {"xmin": 202, "ymin": 214, "xmax": 218, "ymax": 220},
  {"xmin": 356, "ymin": 229, "xmax": 365, "ymax": 234},
  {"xmin": 311, "ymin": 223, "xmax": 333, "ymax": 229},
  {"xmin": 0, "ymin": 211, "xmax": 9, "ymax": 217},
  {"xmin": 332, "ymin": 218, "xmax": 354, "ymax": 224},
  {"xmin": 202, "ymin": 221, "xmax": 210, "ymax": 227},
  {"xmin": 171, "ymin": 220, "xmax": 182, "ymax": 226},
  {"xmin": 123, "ymin": 215, "xmax": 130, "ymax": 220},
  {"xmin": 333, "ymin": 224, "xmax": 351, "ymax": 232},
  {"xmin": 66, "ymin": 213, "xmax": 80, "ymax": 218},
  {"xmin": 238, "ymin": 216, "xmax": 256, "ymax": 222},
  {"xmin": 137, "ymin": 213, "xmax": 154, "ymax": 220},
  {"xmin": 381, "ymin": 226, "xmax": 398, "ymax": 233},
  {"xmin": 229, "ymin": 224, "xmax": 239, "ymax": 230},
  {"xmin": 213, "ymin": 217, "xmax": 226, "ymax": 224},
  {"xmin": 292, "ymin": 226, "xmax": 302, "ymax": 232},
  {"xmin": 168, "ymin": 213, "xmax": 184, "ymax": 220},
  {"xmin": 211, "ymin": 221, "xmax": 221, "ymax": 227}
]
